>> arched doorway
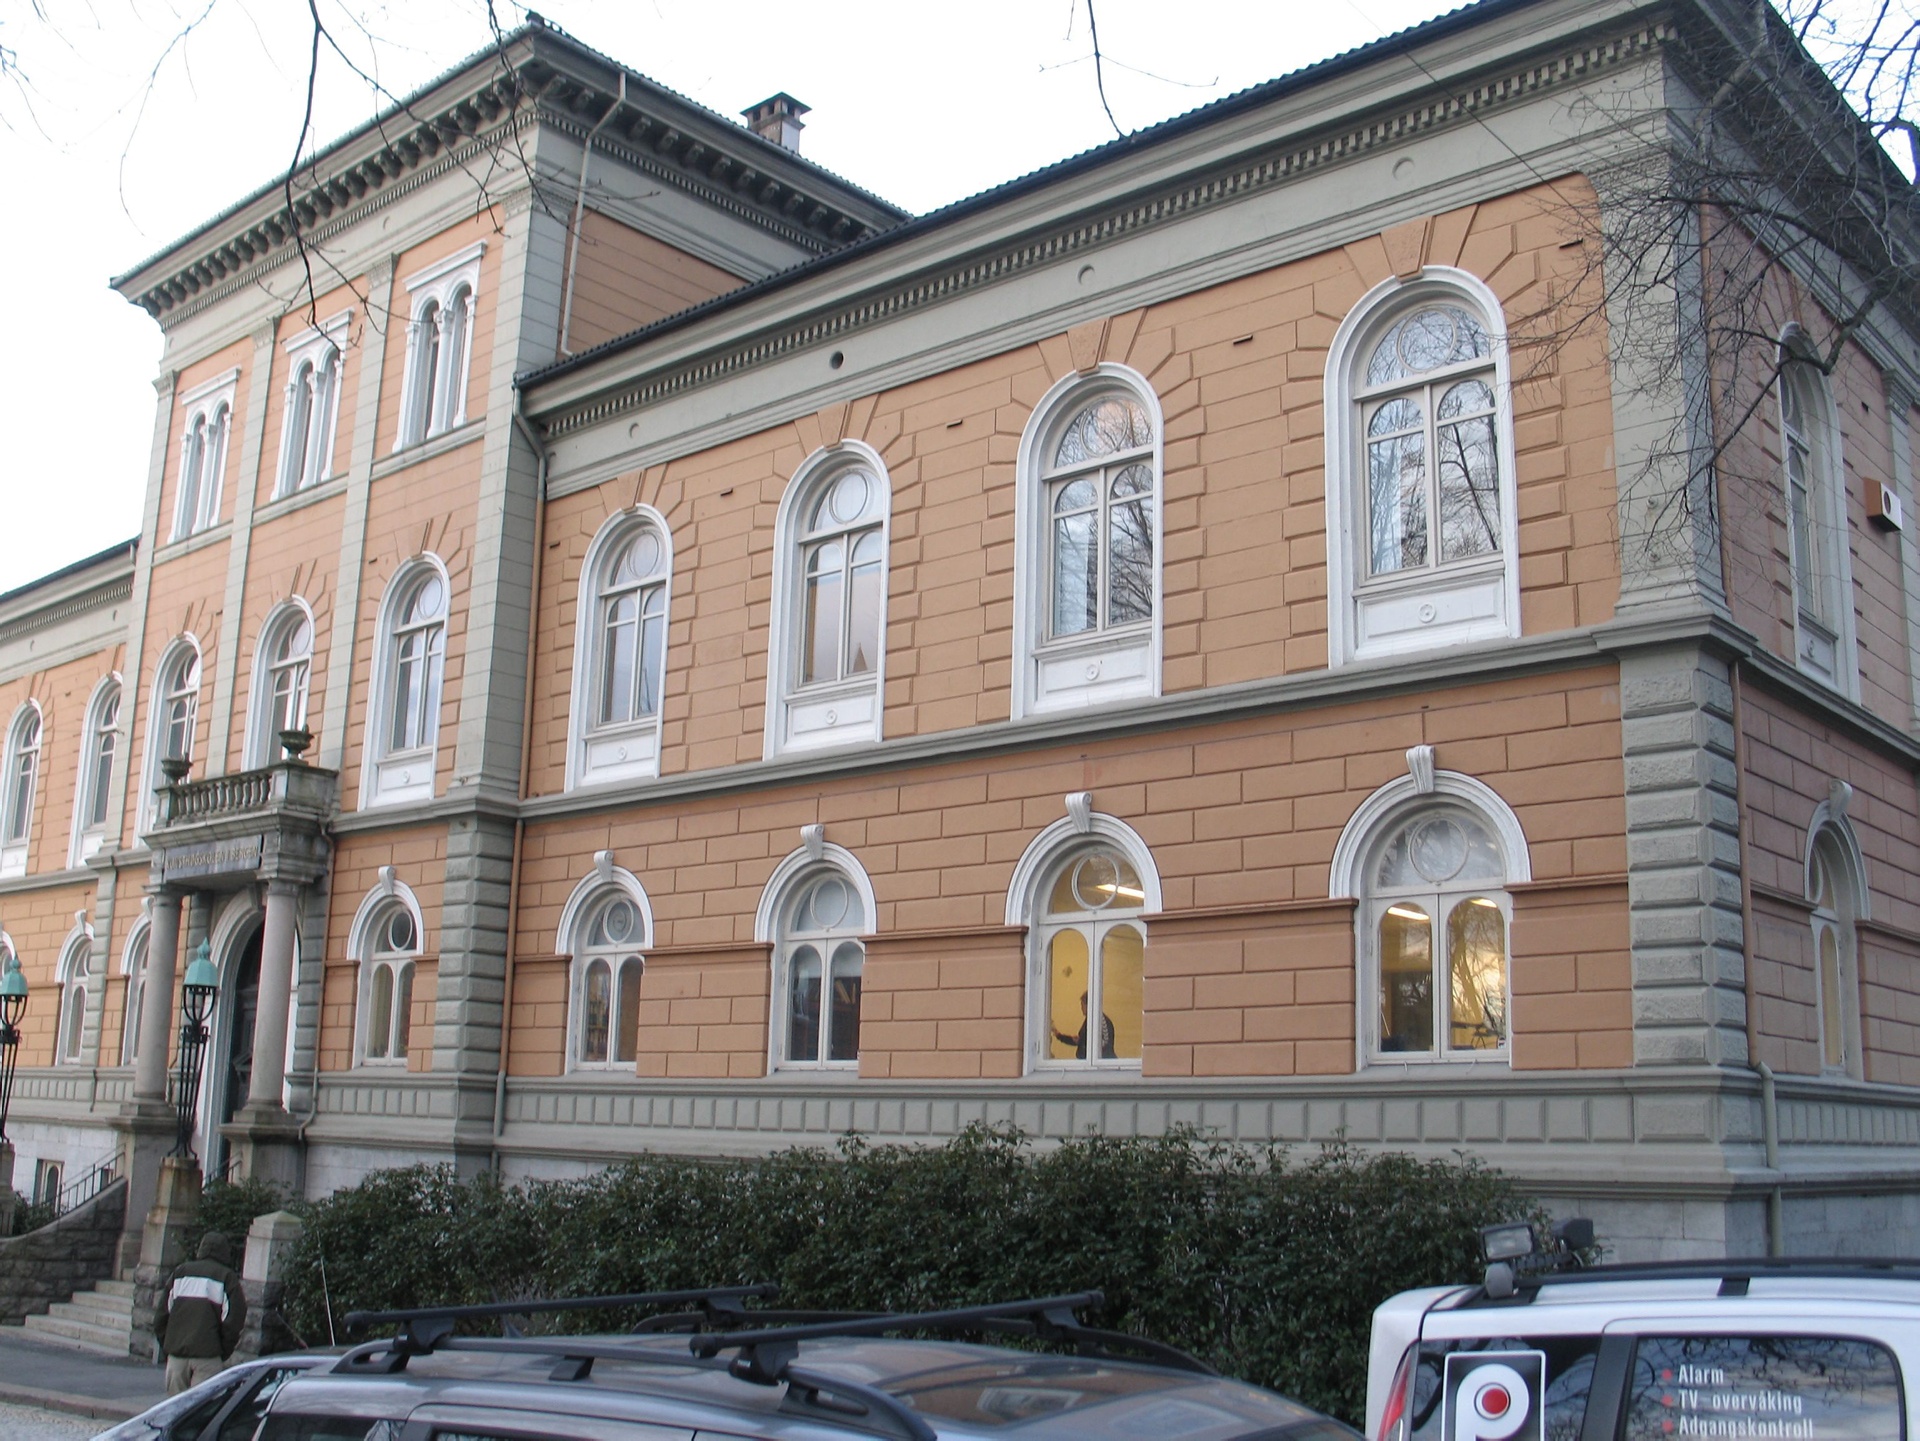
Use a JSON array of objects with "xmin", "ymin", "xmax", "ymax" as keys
[{"xmin": 208, "ymin": 925, "xmax": 261, "ymax": 1178}]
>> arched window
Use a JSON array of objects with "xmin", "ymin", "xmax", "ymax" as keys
[
  {"xmin": 1806, "ymin": 815, "xmax": 1865, "ymax": 1079},
  {"xmin": 173, "ymin": 401, "xmax": 231, "ymax": 541},
  {"xmin": 761, "ymin": 850, "xmax": 874, "ymax": 1070},
  {"xmin": 397, "ymin": 246, "xmax": 482, "ymax": 450},
  {"xmin": 568, "ymin": 512, "xmax": 672, "ymax": 788},
  {"xmin": 1014, "ymin": 369, "xmax": 1163, "ymax": 717},
  {"xmin": 1777, "ymin": 360, "xmax": 1854, "ymax": 692},
  {"xmin": 359, "ymin": 902, "xmax": 420, "ymax": 1065},
  {"xmin": 766, "ymin": 448, "xmax": 891, "ymax": 756},
  {"xmin": 1036, "ymin": 848, "xmax": 1146, "ymax": 1066},
  {"xmin": 248, "ymin": 602, "xmax": 314, "ymax": 768},
  {"xmin": 144, "ymin": 639, "xmax": 201, "ymax": 826},
  {"xmin": 1, "ymin": 704, "xmax": 41, "ymax": 877},
  {"xmin": 365, "ymin": 560, "xmax": 447, "ymax": 807},
  {"xmin": 56, "ymin": 929, "xmax": 91, "ymax": 1065},
  {"xmin": 559, "ymin": 862, "xmax": 652, "ymax": 1070},
  {"xmin": 71, "ymin": 677, "xmax": 121, "ymax": 864},
  {"xmin": 276, "ymin": 329, "xmax": 344, "ymax": 497},
  {"xmin": 120, "ymin": 917, "xmax": 150, "ymax": 1067},
  {"xmin": 1324, "ymin": 274, "xmax": 1519, "ymax": 665}
]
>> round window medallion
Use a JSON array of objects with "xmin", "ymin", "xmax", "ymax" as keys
[
  {"xmin": 1071, "ymin": 853, "xmax": 1122, "ymax": 910},
  {"xmin": 1407, "ymin": 816, "xmax": 1470, "ymax": 883}
]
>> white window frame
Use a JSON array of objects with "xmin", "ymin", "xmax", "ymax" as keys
[
  {"xmin": 348, "ymin": 874, "xmax": 425, "ymax": 1068},
  {"xmin": 171, "ymin": 369, "xmax": 238, "ymax": 542},
  {"xmin": 1, "ymin": 701, "xmax": 43, "ymax": 878},
  {"xmin": 567, "ymin": 508, "xmax": 674, "ymax": 789},
  {"xmin": 120, "ymin": 911, "xmax": 150, "ymax": 1068},
  {"xmin": 557, "ymin": 858, "xmax": 653, "ymax": 1072},
  {"xmin": 1804, "ymin": 800, "xmax": 1868, "ymax": 1081},
  {"xmin": 756, "ymin": 841, "xmax": 876, "ymax": 1072},
  {"xmin": 141, "ymin": 637, "xmax": 203, "ymax": 832},
  {"xmin": 244, "ymin": 599, "xmax": 316, "ymax": 770},
  {"xmin": 1011, "ymin": 366, "xmax": 1165, "ymax": 719},
  {"xmin": 1007, "ymin": 804, "xmax": 1162, "ymax": 1074},
  {"xmin": 764, "ymin": 444, "xmax": 892, "ymax": 757},
  {"xmin": 362, "ymin": 557, "xmax": 450, "ymax": 809},
  {"xmin": 69, "ymin": 674, "xmax": 122, "ymax": 867},
  {"xmin": 1776, "ymin": 344, "xmax": 1860, "ymax": 699},
  {"xmin": 274, "ymin": 313, "xmax": 350, "ymax": 498},
  {"xmin": 394, "ymin": 243, "xmax": 484, "ymax": 451},
  {"xmin": 1324, "ymin": 270, "xmax": 1521, "ymax": 667},
  {"xmin": 1331, "ymin": 763, "xmax": 1531, "ymax": 1069},
  {"xmin": 54, "ymin": 922, "xmax": 93, "ymax": 1066}
]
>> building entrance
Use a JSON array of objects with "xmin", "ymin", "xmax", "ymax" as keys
[{"xmin": 211, "ymin": 926, "xmax": 261, "ymax": 1178}]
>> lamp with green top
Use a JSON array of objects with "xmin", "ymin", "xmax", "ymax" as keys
[
  {"xmin": 173, "ymin": 941, "xmax": 220, "ymax": 1159},
  {"xmin": 0, "ymin": 950, "xmax": 25, "ymax": 1145}
]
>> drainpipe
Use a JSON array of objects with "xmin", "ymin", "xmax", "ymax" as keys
[
  {"xmin": 557, "ymin": 74, "xmax": 626, "ymax": 360},
  {"xmin": 1730, "ymin": 663, "xmax": 1783, "ymax": 1257},
  {"xmin": 493, "ymin": 393, "xmax": 550, "ymax": 1168},
  {"xmin": 1757, "ymin": 1061, "xmax": 1783, "ymax": 1256}
]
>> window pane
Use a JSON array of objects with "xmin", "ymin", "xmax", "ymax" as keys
[
  {"xmin": 1378, "ymin": 904, "xmax": 1433, "ymax": 1052},
  {"xmin": 616, "ymin": 958, "xmax": 642, "ymax": 1064},
  {"xmin": 803, "ymin": 544, "xmax": 844, "ymax": 684},
  {"xmin": 828, "ymin": 942, "xmax": 863, "ymax": 1063},
  {"xmin": 799, "ymin": 875, "xmax": 852, "ymax": 933},
  {"xmin": 1623, "ymin": 1335, "xmax": 1902, "ymax": 1441},
  {"xmin": 1368, "ymin": 305, "xmax": 1491, "ymax": 386},
  {"xmin": 1446, "ymin": 898, "xmax": 1507, "ymax": 1051},
  {"xmin": 1107, "ymin": 467, "xmax": 1154, "ymax": 627},
  {"xmin": 1047, "ymin": 928, "xmax": 1093, "ymax": 1061},
  {"xmin": 392, "ymin": 964, "xmax": 413, "ymax": 1060},
  {"xmin": 1053, "ymin": 397, "xmax": 1152, "ymax": 468},
  {"xmin": 812, "ymin": 468, "xmax": 876, "ymax": 530},
  {"xmin": 1788, "ymin": 442, "xmax": 1820, "ymax": 619},
  {"xmin": 1820, "ymin": 924, "xmax": 1844, "ymax": 1070},
  {"xmin": 1376, "ymin": 812, "xmax": 1503, "ymax": 889},
  {"xmin": 846, "ymin": 530, "xmax": 883, "ymax": 676},
  {"xmin": 582, "ymin": 959, "xmax": 611, "ymax": 1063},
  {"xmin": 1436, "ymin": 403, "xmax": 1501, "ymax": 564},
  {"xmin": 61, "ymin": 986, "xmax": 85, "ymax": 1062},
  {"xmin": 600, "ymin": 592, "xmax": 637, "ymax": 725},
  {"xmin": 89, "ymin": 692, "xmax": 119, "ymax": 829},
  {"xmin": 367, "ymin": 966, "xmax": 393, "ymax": 1060},
  {"xmin": 638, "ymin": 585, "xmax": 666, "ymax": 717},
  {"xmin": 1100, "ymin": 925, "xmax": 1144, "ymax": 1061},
  {"xmin": 1368, "ymin": 416, "xmax": 1428, "ymax": 575},
  {"xmin": 1051, "ymin": 509, "xmax": 1098, "ymax": 637},
  {"xmin": 788, "ymin": 945, "xmax": 822, "ymax": 1063},
  {"xmin": 390, "ymin": 635, "xmax": 419, "ymax": 752}
]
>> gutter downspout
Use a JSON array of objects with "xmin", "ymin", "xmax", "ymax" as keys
[
  {"xmin": 557, "ymin": 74, "xmax": 625, "ymax": 360},
  {"xmin": 494, "ymin": 394, "xmax": 550, "ymax": 1168},
  {"xmin": 1730, "ymin": 663, "xmax": 1783, "ymax": 1257}
]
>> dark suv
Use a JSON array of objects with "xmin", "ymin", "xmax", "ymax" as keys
[{"xmin": 245, "ymin": 1286, "xmax": 1358, "ymax": 1441}]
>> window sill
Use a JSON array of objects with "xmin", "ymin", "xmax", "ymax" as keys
[
  {"xmin": 364, "ymin": 748, "xmax": 437, "ymax": 808},
  {"xmin": 1026, "ymin": 627, "xmax": 1154, "ymax": 715},
  {"xmin": 155, "ymin": 521, "xmax": 233, "ymax": 563},
  {"xmin": 1364, "ymin": 1054, "xmax": 1510, "ymax": 1073},
  {"xmin": 258, "ymin": 474, "xmax": 347, "ymax": 523},
  {"xmin": 376, "ymin": 418, "xmax": 483, "ymax": 478},
  {"xmin": 574, "ymin": 719, "xmax": 661, "ymax": 788},
  {"xmin": 1027, "ymin": 1062, "xmax": 1145, "ymax": 1079}
]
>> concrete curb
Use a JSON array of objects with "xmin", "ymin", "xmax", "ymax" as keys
[{"xmin": 0, "ymin": 1379, "xmax": 145, "ymax": 1422}]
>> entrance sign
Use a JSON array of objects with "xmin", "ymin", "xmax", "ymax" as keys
[
  {"xmin": 1443, "ymin": 1351, "xmax": 1545, "ymax": 1441},
  {"xmin": 159, "ymin": 835, "xmax": 264, "ymax": 882}
]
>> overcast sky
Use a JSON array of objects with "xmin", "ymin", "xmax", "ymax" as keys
[{"xmin": 0, "ymin": 0, "xmax": 1898, "ymax": 595}]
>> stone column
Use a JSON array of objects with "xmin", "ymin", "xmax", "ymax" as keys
[
  {"xmin": 246, "ymin": 881, "xmax": 301, "ymax": 1111},
  {"xmin": 132, "ymin": 888, "xmax": 182, "ymax": 1103},
  {"xmin": 234, "ymin": 1209, "xmax": 305, "ymax": 1360}
]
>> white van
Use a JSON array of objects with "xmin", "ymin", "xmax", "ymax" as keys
[{"xmin": 1366, "ymin": 1258, "xmax": 1920, "ymax": 1440}]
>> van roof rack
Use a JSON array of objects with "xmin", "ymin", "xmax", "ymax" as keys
[{"xmin": 1479, "ymin": 1256, "xmax": 1920, "ymax": 1304}]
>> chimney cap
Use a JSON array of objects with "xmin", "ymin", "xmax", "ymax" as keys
[{"xmin": 743, "ymin": 92, "xmax": 811, "ymax": 151}]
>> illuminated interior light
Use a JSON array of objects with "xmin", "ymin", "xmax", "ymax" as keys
[
  {"xmin": 1386, "ymin": 904, "xmax": 1429, "ymax": 921},
  {"xmin": 1468, "ymin": 896, "xmax": 1500, "ymax": 908}
]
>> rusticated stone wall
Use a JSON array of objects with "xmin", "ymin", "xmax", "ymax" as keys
[{"xmin": 0, "ymin": 1177, "xmax": 125, "ymax": 1325}]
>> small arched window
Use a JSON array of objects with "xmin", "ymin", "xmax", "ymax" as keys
[
  {"xmin": 573, "ymin": 893, "xmax": 646, "ymax": 1068},
  {"xmin": 276, "ymin": 331, "xmax": 343, "ymax": 497},
  {"xmin": 248, "ymin": 603, "xmax": 314, "ymax": 768},
  {"xmin": 569, "ymin": 513, "xmax": 672, "ymax": 787},
  {"xmin": 1035, "ymin": 847, "xmax": 1147, "ymax": 1067},
  {"xmin": 397, "ymin": 246, "xmax": 482, "ymax": 451},
  {"xmin": 775, "ymin": 869, "xmax": 868, "ymax": 1068},
  {"xmin": 1, "ymin": 704, "xmax": 42, "ymax": 876},
  {"xmin": 361, "ymin": 903, "xmax": 419, "ymax": 1065},
  {"xmin": 72, "ymin": 678, "xmax": 121, "ymax": 863},
  {"xmin": 1777, "ymin": 361, "xmax": 1854, "ymax": 692},
  {"xmin": 366, "ymin": 561, "xmax": 447, "ymax": 807},
  {"xmin": 1014, "ymin": 369, "xmax": 1162, "ymax": 717},
  {"xmin": 1365, "ymin": 807, "xmax": 1511, "ymax": 1060},
  {"xmin": 56, "ymin": 930, "xmax": 91, "ymax": 1065},
  {"xmin": 144, "ymin": 640, "xmax": 202, "ymax": 827},
  {"xmin": 767, "ymin": 449, "xmax": 891, "ymax": 756},
  {"xmin": 1806, "ymin": 820, "xmax": 1865, "ymax": 1079},
  {"xmin": 120, "ymin": 918, "xmax": 150, "ymax": 1067},
  {"xmin": 173, "ymin": 402, "xmax": 230, "ymax": 540}
]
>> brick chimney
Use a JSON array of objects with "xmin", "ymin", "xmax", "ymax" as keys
[{"xmin": 742, "ymin": 93, "xmax": 810, "ymax": 153}]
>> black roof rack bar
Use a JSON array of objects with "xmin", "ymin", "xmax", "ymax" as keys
[
  {"xmin": 1529, "ymin": 1258, "xmax": 1920, "ymax": 1287},
  {"xmin": 975, "ymin": 1314, "xmax": 1217, "ymax": 1375},
  {"xmin": 786, "ymin": 1362, "xmax": 937, "ymax": 1441},
  {"xmin": 689, "ymin": 1291, "xmax": 1109, "ymax": 1360},
  {"xmin": 344, "ymin": 1283, "xmax": 781, "ymax": 1338}
]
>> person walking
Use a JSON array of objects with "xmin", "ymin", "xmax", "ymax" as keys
[{"xmin": 155, "ymin": 1232, "xmax": 247, "ymax": 1394}]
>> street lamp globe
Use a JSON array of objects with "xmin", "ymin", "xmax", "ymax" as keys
[{"xmin": 182, "ymin": 943, "xmax": 219, "ymax": 1023}]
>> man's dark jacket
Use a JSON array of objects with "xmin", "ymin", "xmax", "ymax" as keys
[{"xmin": 156, "ymin": 1232, "xmax": 247, "ymax": 1359}]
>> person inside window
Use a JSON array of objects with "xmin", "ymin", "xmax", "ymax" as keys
[{"xmin": 1053, "ymin": 990, "xmax": 1116, "ymax": 1061}]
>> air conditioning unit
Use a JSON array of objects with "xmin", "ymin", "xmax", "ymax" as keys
[{"xmin": 1867, "ymin": 479, "xmax": 1904, "ymax": 533}]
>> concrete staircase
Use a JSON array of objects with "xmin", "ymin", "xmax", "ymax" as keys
[{"xmin": 20, "ymin": 1278, "xmax": 136, "ymax": 1357}]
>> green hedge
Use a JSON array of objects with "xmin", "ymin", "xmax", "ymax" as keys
[{"xmin": 278, "ymin": 1127, "xmax": 1526, "ymax": 1423}]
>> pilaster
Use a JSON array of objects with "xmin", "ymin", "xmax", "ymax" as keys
[
  {"xmin": 1619, "ymin": 642, "xmax": 1748, "ymax": 1066},
  {"xmin": 205, "ymin": 324, "xmax": 279, "ymax": 778},
  {"xmin": 432, "ymin": 809, "xmax": 517, "ymax": 1156}
]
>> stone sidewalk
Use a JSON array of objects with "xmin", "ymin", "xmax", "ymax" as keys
[{"xmin": 0, "ymin": 1326, "xmax": 166, "ymax": 1422}]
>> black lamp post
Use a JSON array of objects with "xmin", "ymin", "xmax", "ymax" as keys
[
  {"xmin": 172, "ymin": 942, "xmax": 220, "ymax": 1159},
  {"xmin": 0, "ymin": 951, "xmax": 26, "ymax": 1145}
]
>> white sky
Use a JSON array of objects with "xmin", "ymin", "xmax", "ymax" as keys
[{"xmin": 0, "ymin": 0, "xmax": 1900, "ymax": 594}]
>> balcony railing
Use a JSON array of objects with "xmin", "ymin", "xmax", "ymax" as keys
[{"xmin": 153, "ymin": 759, "xmax": 338, "ymax": 831}]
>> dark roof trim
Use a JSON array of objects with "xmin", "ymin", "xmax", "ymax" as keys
[
  {"xmin": 517, "ymin": 0, "xmax": 1538, "ymax": 392},
  {"xmin": 0, "ymin": 538, "xmax": 139, "ymax": 611}
]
